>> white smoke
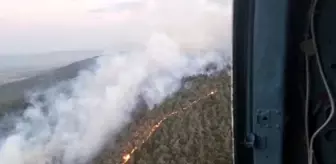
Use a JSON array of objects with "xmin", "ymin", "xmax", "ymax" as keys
[{"xmin": 0, "ymin": 0, "xmax": 232, "ymax": 163}]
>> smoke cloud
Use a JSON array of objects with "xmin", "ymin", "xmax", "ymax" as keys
[{"xmin": 0, "ymin": 0, "xmax": 232, "ymax": 163}]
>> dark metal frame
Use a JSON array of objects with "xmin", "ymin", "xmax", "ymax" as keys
[{"xmin": 233, "ymin": 0, "xmax": 289, "ymax": 164}]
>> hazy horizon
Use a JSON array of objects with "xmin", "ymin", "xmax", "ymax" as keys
[
  {"xmin": 0, "ymin": 0, "xmax": 231, "ymax": 55},
  {"xmin": 0, "ymin": 50, "xmax": 103, "ymax": 85}
]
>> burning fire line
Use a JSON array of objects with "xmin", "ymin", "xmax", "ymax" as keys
[{"xmin": 121, "ymin": 90, "xmax": 218, "ymax": 164}]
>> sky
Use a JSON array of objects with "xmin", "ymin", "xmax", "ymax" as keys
[
  {"xmin": 0, "ymin": 0, "xmax": 146, "ymax": 54},
  {"xmin": 0, "ymin": 0, "xmax": 231, "ymax": 55}
]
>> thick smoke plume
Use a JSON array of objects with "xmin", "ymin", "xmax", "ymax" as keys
[{"xmin": 0, "ymin": 0, "xmax": 232, "ymax": 163}]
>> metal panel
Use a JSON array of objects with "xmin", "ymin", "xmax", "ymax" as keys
[
  {"xmin": 252, "ymin": 0, "xmax": 288, "ymax": 164},
  {"xmin": 233, "ymin": 0, "xmax": 288, "ymax": 164}
]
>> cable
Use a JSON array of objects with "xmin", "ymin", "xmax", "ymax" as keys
[
  {"xmin": 305, "ymin": 0, "xmax": 316, "ymax": 163},
  {"xmin": 308, "ymin": 0, "xmax": 336, "ymax": 164},
  {"xmin": 304, "ymin": 47, "xmax": 310, "ymax": 160},
  {"xmin": 303, "ymin": 1, "xmax": 315, "ymax": 158}
]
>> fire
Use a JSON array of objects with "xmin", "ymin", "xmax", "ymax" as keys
[
  {"xmin": 121, "ymin": 90, "xmax": 217, "ymax": 164},
  {"xmin": 123, "ymin": 154, "xmax": 130, "ymax": 162}
]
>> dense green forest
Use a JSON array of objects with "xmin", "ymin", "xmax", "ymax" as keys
[{"xmin": 95, "ymin": 70, "xmax": 232, "ymax": 164}]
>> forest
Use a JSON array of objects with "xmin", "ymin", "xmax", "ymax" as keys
[{"xmin": 94, "ymin": 69, "xmax": 232, "ymax": 164}]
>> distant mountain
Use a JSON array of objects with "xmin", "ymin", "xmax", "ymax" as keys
[
  {"xmin": 0, "ymin": 50, "xmax": 103, "ymax": 72},
  {"xmin": 0, "ymin": 56, "xmax": 98, "ymax": 114}
]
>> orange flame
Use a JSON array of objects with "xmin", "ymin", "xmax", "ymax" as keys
[
  {"xmin": 121, "ymin": 90, "xmax": 217, "ymax": 164},
  {"xmin": 123, "ymin": 154, "xmax": 130, "ymax": 162}
]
